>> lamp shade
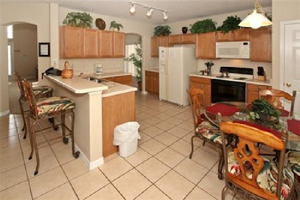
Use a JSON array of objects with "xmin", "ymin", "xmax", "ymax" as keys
[{"xmin": 239, "ymin": 9, "xmax": 272, "ymax": 29}]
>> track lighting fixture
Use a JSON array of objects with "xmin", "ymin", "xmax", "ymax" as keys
[{"xmin": 129, "ymin": 1, "xmax": 168, "ymax": 21}]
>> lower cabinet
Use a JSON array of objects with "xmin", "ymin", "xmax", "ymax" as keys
[
  {"xmin": 247, "ymin": 83, "xmax": 271, "ymax": 104},
  {"xmin": 189, "ymin": 76, "xmax": 211, "ymax": 106},
  {"xmin": 103, "ymin": 75, "xmax": 132, "ymax": 86},
  {"xmin": 145, "ymin": 71, "xmax": 159, "ymax": 94},
  {"xmin": 102, "ymin": 92, "xmax": 136, "ymax": 157}
]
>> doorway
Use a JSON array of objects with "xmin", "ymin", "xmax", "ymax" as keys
[
  {"xmin": 125, "ymin": 33, "xmax": 142, "ymax": 89},
  {"xmin": 280, "ymin": 20, "xmax": 300, "ymax": 119}
]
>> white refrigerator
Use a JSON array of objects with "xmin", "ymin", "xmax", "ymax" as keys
[{"xmin": 159, "ymin": 46, "xmax": 197, "ymax": 106}]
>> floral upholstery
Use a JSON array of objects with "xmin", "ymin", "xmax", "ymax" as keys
[
  {"xmin": 288, "ymin": 151, "xmax": 300, "ymax": 176},
  {"xmin": 227, "ymin": 152, "xmax": 294, "ymax": 200},
  {"xmin": 195, "ymin": 121, "xmax": 222, "ymax": 144},
  {"xmin": 32, "ymin": 86, "xmax": 53, "ymax": 98},
  {"xmin": 33, "ymin": 97, "xmax": 75, "ymax": 118}
]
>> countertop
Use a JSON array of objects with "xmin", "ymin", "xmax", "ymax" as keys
[
  {"xmin": 45, "ymin": 72, "xmax": 137, "ymax": 96},
  {"xmin": 145, "ymin": 68, "xmax": 159, "ymax": 73},
  {"xmin": 189, "ymin": 72, "xmax": 271, "ymax": 86}
]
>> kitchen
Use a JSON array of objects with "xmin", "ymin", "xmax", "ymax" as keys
[{"xmin": 0, "ymin": 1, "xmax": 300, "ymax": 199}]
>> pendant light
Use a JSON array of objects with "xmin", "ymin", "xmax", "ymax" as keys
[{"xmin": 239, "ymin": 0, "xmax": 272, "ymax": 29}]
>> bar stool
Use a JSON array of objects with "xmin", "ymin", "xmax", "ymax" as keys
[
  {"xmin": 22, "ymin": 79, "xmax": 80, "ymax": 175},
  {"xmin": 14, "ymin": 72, "xmax": 54, "ymax": 139}
]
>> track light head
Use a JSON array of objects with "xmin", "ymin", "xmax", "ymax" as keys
[
  {"xmin": 130, "ymin": 3, "xmax": 136, "ymax": 13},
  {"xmin": 146, "ymin": 8, "xmax": 153, "ymax": 17},
  {"xmin": 163, "ymin": 12, "xmax": 168, "ymax": 20}
]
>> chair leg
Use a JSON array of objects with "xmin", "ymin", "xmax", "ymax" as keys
[
  {"xmin": 189, "ymin": 135, "xmax": 196, "ymax": 159},
  {"xmin": 221, "ymin": 186, "xmax": 228, "ymax": 200},
  {"xmin": 31, "ymin": 121, "xmax": 40, "ymax": 175},
  {"xmin": 70, "ymin": 110, "xmax": 80, "ymax": 158},
  {"xmin": 19, "ymin": 98, "xmax": 27, "ymax": 139},
  {"xmin": 27, "ymin": 115, "xmax": 34, "ymax": 160},
  {"xmin": 218, "ymin": 149, "xmax": 224, "ymax": 180},
  {"xmin": 61, "ymin": 113, "xmax": 68, "ymax": 144}
]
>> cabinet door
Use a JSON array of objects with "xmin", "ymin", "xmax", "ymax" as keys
[
  {"xmin": 189, "ymin": 77, "xmax": 211, "ymax": 106},
  {"xmin": 159, "ymin": 36, "xmax": 169, "ymax": 47},
  {"xmin": 233, "ymin": 29, "xmax": 250, "ymax": 41},
  {"xmin": 99, "ymin": 31, "xmax": 113, "ymax": 58},
  {"xmin": 60, "ymin": 26, "xmax": 84, "ymax": 58},
  {"xmin": 153, "ymin": 72, "xmax": 159, "ymax": 94},
  {"xmin": 250, "ymin": 27, "xmax": 272, "ymax": 62},
  {"xmin": 247, "ymin": 84, "xmax": 271, "ymax": 104},
  {"xmin": 169, "ymin": 35, "xmax": 181, "ymax": 44},
  {"xmin": 145, "ymin": 71, "xmax": 154, "ymax": 92},
  {"xmin": 181, "ymin": 34, "xmax": 196, "ymax": 44},
  {"xmin": 216, "ymin": 31, "xmax": 232, "ymax": 41},
  {"xmin": 196, "ymin": 32, "xmax": 216, "ymax": 59},
  {"xmin": 151, "ymin": 37, "xmax": 159, "ymax": 57},
  {"xmin": 84, "ymin": 29, "xmax": 98, "ymax": 58},
  {"xmin": 114, "ymin": 75, "xmax": 132, "ymax": 86},
  {"xmin": 113, "ymin": 32, "xmax": 125, "ymax": 57}
]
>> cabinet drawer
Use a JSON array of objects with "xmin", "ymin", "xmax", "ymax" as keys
[{"xmin": 190, "ymin": 77, "xmax": 211, "ymax": 84}]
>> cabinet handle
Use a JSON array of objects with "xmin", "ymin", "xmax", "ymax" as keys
[{"xmin": 286, "ymin": 82, "xmax": 292, "ymax": 87}]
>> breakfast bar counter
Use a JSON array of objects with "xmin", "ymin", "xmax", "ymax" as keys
[{"xmin": 44, "ymin": 74, "xmax": 137, "ymax": 169}]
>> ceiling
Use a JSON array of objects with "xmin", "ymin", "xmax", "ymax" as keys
[{"xmin": 3, "ymin": 0, "xmax": 272, "ymax": 25}]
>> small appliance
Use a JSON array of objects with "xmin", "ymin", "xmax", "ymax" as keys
[{"xmin": 216, "ymin": 41, "xmax": 250, "ymax": 59}]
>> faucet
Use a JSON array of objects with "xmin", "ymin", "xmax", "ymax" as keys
[{"xmin": 78, "ymin": 72, "xmax": 83, "ymax": 77}]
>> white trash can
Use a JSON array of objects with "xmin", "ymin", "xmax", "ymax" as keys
[{"xmin": 113, "ymin": 122, "xmax": 140, "ymax": 157}]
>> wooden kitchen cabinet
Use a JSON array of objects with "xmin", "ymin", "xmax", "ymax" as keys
[
  {"xmin": 102, "ymin": 92, "xmax": 136, "ymax": 157},
  {"xmin": 189, "ymin": 76, "xmax": 211, "ymax": 106},
  {"xmin": 151, "ymin": 36, "xmax": 169, "ymax": 57},
  {"xmin": 196, "ymin": 32, "xmax": 217, "ymax": 59},
  {"xmin": 114, "ymin": 75, "xmax": 132, "ymax": 86},
  {"xmin": 113, "ymin": 31, "xmax": 125, "ymax": 57},
  {"xmin": 216, "ymin": 29, "xmax": 250, "ymax": 41},
  {"xmin": 98, "ymin": 30, "xmax": 114, "ymax": 58},
  {"xmin": 60, "ymin": 26, "xmax": 84, "ymax": 58},
  {"xmin": 169, "ymin": 34, "xmax": 196, "ymax": 45},
  {"xmin": 84, "ymin": 29, "xmax": 98, "ymax": 58},
  {"xmin": 145, "ymin": 71, "xmax": 159, "ymax": 94},
  {"xmin": 250, "ymin": 26, "xmax": 272, "ymax": 62},
  {"xmin": 247, "ymin": 83, "xmax": 271, "ymax": 104}
]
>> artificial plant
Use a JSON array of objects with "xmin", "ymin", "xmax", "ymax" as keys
[
  {"xmin": 110, "ymin": 21, "xmax": 123, "ymax": 31},
  {"xmin": 63, "ymin": 12, "xmax": 93, "ymax": 28},
  {"xmin": 153, "ymin": 25, "xmax": 171, "ymax": 36},
  {"xmin": 189, "ymin": 19, "xmax": 217, "ymax": 34},
  {"xmin": 218, "ymin": 15, "xmax": 242, "ymax": 34}
]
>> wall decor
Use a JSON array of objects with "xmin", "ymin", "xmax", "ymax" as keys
[{"xmin": 39, "ymin": 43, "xmax": 50, "ymax": 57}]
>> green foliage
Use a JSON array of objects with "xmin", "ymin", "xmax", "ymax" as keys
[
  {"xmin": 153, "ymin": 25, "xmax": 171, "ymax": 36},
  {"xmin": 189, "ymin": 19, "xmax": 217, "ymax": 34},
  {"xmin": 124, "ymin": 44, "xmax": 142, "ymax": 82},
  {"xmin": 218, "ymin": 15, "xmax": 241, "ymax": 34},
  {"xmin": 250, "ymin": 99, "xmax": 281, "ymax": 120},
  {"xmin": 63, "ymin": 12, "xmax": 93, "ymax": 28},
  {"xmin": 110, "ymin": 21, "xmax": 123, "ymax": 31}
]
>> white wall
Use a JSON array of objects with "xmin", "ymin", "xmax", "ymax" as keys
[
  {"xmin": 272, "ymin": 0, "xmax": 300, "ymax": 89},
  {"xmin": 0, "ymin": 26, "xmax": 9, "ymax": 116}
]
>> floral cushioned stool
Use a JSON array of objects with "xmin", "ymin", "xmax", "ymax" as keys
[{"xmin": 288, "ymin": 151, "xmax": 300, "ymax": 198}]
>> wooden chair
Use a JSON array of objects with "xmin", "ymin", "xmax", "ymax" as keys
[
  {"xmin": 188, "ymin": 88, "xmax": 224, "ymax": 179},
  {"xmin": 14, "ymin": 72, "xmax": 53, "ymax": 139},
  {"xmin": 259, "ymin": 88, "xmax": 296, "ymax": 117},
  {"xmin": 220, "ymin": 122, "xmax": 295, "ymax": 200},
  {"xmin": 22, "ymin": 79, "xmax": 80, "ymax": 175}
]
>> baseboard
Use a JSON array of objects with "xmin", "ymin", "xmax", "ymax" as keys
[
  {"xmin": 75, "ymin": 144, "xmax": 104, "ymax": 170},
  {"xmin": 0, "ymin": 110, "xmax": 10, "ymax": 117}
]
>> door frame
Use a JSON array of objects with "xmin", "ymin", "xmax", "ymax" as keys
[{"xmin": 279, "ymin": 19, "xmax": 300, "ymax": 90}]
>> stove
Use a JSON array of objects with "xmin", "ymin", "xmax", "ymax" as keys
[{"xmin": 215, "ymin": 66, "xmax": 254, "ymax": 81}]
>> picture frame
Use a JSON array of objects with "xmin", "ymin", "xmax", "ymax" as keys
[{"xmin": 39, "ymin": 42, "xmax": 50, "ymax": 57}]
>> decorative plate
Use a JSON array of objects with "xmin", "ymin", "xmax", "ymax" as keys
[{"xmin": 95, "ymin": 18, "xmax": 106, "ymax": 30}]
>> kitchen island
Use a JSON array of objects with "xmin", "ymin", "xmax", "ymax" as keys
[{"xmin": 44, "ymin": 73, "xmax": 137, "ymax": 169}]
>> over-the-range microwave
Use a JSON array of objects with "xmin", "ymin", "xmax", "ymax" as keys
[{"xmin": 216, "ymin": 41, "xmax": 250, "ymax": 59}]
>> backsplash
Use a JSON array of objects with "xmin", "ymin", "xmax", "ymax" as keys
[{"xmin": 59, "ymin": 58, "xmax": 124, "ymax": 75}]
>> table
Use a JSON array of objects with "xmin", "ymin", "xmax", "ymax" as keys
[{"xmin": 204, "ymin": 102, "xmax": 300, "ymax": 151}]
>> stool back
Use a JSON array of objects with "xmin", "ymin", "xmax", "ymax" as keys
[
  {"xmin": 22, "ymin": 79, "xmax": 38, "ymax": 117},
  {"xmin": 14, "ymin": 72, "xmax": 26, "ymax": 100}
]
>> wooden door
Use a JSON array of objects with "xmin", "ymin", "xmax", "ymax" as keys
[
  {"xmin": 60, "ymin": 26, "xmax": 84, "ymax": 58},
  {"xmin": 153, "ymin": 72, "xmax": 159, "ymax": 94},
  {"xmin": 247, "ymin": 84, "xmax": 271, "ymax": 104},
  {"xmin": 216, "ymin": 31, "xmax": 232, "ymax": 41},
  {"xmin": 159, "ymin": 36, "xmax": 169, "ymax": 47},
  {"xmin": 169, "ymin": 35, "xmax": 181, "ymax": 45},
  {"xmin": 114, "ymin": 75, "xmax": 132, "ymax": 86},
  {"xmin": 113, "ymin": 32, "xmax": 125, "ymax": 57},
  {"xmin": 250, "ymin": 27, "xmax": 272, "ymax": 62},
  {"xmin": 84, "ymin": 29, "xmax": 98, "ymax": 58},
  {"xmin": 151, "ymin": 37, "xmax": 159, "ymax": 57},
  {"xmin": 181, "ymin": 34, "xmax": 196, "ymax": 44},
  {"xmin": 196, "ymin": 32, "xmax": 216, "ymax": 59},
  {"xmin": 233, "ymin": 29, "xmax": 250, "ymax": 41},
  {"xmin": 99, "ymin": 30, "xmax": 113, "ymax": 57},
  {"xmin": 145, "ymin": 71, "xmax": 154, "ymax": 92}
]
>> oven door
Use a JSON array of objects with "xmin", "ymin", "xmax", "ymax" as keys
[{"xmin": 211, "ymin": 79, "xmax": 246, "ymax": 103}]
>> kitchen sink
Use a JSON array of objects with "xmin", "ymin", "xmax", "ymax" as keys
[{"xmin": 84, "ymin": 77, "xmax": 107, "ymax": 83}]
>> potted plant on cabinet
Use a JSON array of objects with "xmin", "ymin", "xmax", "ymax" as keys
[
  {"xmin": 124, "ymin": 44, "xmax": 142, "ymax": 91},
  {"xmin": 189, "ymin": 19, "xmax": 217, "ymax": 34},
  {"xmin": 110, "ymin": 21, "xmax": 123, "ymax": 31},
  {"xmin": 153, "ymin": 25, "xmax": 171, "ymax": 36},
  {"xmin": 218, "ymin": 15, "xmax": 242, "ymax": 34},
  {"xmin": 63, "ymin": 12, "xmax": 93, "ymax": 28}
]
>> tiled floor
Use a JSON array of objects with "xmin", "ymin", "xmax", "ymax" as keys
[{"xmin": 0, "ymin": 92, "xmax": 240, "ymax": 200}]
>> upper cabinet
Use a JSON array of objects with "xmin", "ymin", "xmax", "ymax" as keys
[
  {"xmin": 216, "ymin": 29, "xmax": 250, "ymax": 42},
  {"xmin": 196, "ymin": 32, "xmax": 217, "ymax": 59},
  {"xmin": 151, "ymin": 36, "xmax": 169, "ymax": 57},
  {"xmin": 60, "ymin": 26, "xmax": 125, "ymax": 59},
  {"xmin": 169, "ymin": 34, "xmax": 196, "ymax": 45},
  {"xmin": 250, "ymin": 26, "xmax": 272, "ymax": 62}
]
